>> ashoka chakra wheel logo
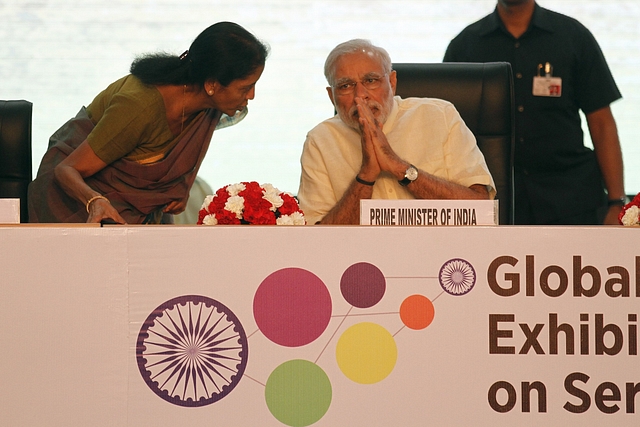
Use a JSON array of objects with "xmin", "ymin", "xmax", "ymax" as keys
[
  {"xmin": 136, "ymin": 295, "xmax": 248, "ymax": 407},
  {"xmin": 438, "ymin": 258, "xmax": 476, "ymax": 296}
]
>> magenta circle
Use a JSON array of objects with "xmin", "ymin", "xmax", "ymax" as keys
[
  {"xmin": 253, "ymin": 268, "xmax": 332, "ymax": 347},
  {"xmin": 340, "ymin": 262, "xmax": 386, "ymax": 308}
]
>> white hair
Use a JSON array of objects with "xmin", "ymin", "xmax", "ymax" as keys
[{"xmin": 324, "ymin": 39, "xmax": 392, "ymax": 86}]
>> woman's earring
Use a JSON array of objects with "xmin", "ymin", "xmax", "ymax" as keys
[{"xmin": 208, "ymin": 89, "xmax": 214, "ymax": 96}]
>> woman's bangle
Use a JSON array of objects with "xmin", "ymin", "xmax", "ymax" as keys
[
  {"xmin": 355, "ymin": 175, "xmax": 376, "ymax": 186},
  {"xmin": 607, "ymin": 197, "xmax": 627, "ymax": 207},
  {"xmin": 86, "ymin": 195, "xmax": 109, "ymax": 213}
]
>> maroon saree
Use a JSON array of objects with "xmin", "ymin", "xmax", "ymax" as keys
[{"xmin": 28, "ymin": 107, "xmax": 221, "ymax": 223}]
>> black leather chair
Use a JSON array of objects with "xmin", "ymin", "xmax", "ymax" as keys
[
  {"xmin": 392, "ymin": 62, "xmax": 515, "ymax": 225},
  {"xmin": 0, "ymin": 100, "xmax": 33, "ymax": 223}
]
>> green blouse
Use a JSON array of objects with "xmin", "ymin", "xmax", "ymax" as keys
[{"xmin": 85, "ymin": 75, "xmax": 177, "ymax": 165}]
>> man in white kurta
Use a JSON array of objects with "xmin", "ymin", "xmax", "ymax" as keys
[
  {"xmin": 299, "ymin": 96, "xmax": 495, "ymax": 225},
  {"xmin": 297, "ymin": 39, "xmax": 495, "ymax": 225}
]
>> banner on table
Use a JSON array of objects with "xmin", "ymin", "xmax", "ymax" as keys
[{"xmin": 0, "ymin": 225, "xmax": 638, "ymax": 426}]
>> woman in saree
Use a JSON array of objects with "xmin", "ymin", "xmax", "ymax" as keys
[{"xmin": 29, "ymin": 21, "xmax": 268, "ymax": 224}]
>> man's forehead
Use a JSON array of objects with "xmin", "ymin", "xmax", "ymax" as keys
[{"xmin": 334, "ymin": 51, "xmax": 385, "ymax": 78}]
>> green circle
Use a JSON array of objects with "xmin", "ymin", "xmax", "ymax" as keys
[{"xmin": 265, "ymin": 359, "xmax": 332, "ymax": 427}]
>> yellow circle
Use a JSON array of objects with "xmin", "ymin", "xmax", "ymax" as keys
[{"xmin": 336, "ymin": 322, "xmax": 397, "ymax": 384}]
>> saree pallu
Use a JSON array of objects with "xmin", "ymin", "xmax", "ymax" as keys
[{"xmin": 28, "ymin": 107, "xmax": 221, "ymax": 224}]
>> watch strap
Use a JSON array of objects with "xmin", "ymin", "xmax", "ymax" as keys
[{"xmin": 399, "ymin": 176, "xmax": 412, "ymax": 186}]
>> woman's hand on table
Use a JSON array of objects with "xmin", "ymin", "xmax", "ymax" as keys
[{"xmin": 87, "ymin": 197, "xmax": 127, "ymax": 224}]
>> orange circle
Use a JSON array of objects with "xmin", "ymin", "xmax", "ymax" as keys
[{"xmin": 399, "ymin": 294, "xmax": 434, "ymax": 330}]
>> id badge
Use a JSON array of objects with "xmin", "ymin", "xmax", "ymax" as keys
[
  {"xmin": 533, "ymin": 76, "xmax": 562, "ymax": 97},
  {"xmin": 533, "ymin": 62, "xmax": 562, "ymax": 97}
]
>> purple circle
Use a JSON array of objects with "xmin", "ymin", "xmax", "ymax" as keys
[
  {"xmin": 136, "ymin": 295, "xmax": 248, "ymax": 407},
  {"xmin": 438, "ymin": 258, "xmax": 476, "ymax": 296},
  {"xmin": 340, "ymin": 262, "xmax": 386, "ymax": 308},
  {"xmin": 253, "ymin": 268, "xmax": 332, "ymax": 347}
]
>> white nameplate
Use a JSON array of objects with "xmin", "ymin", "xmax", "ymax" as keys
[
  {"xmin": 0, "ymin": 198, "xmax": 20, "ymax": 224},
  {"xmin": 360, "ymin": 199, "xmax": 498, "ymax": 226}
]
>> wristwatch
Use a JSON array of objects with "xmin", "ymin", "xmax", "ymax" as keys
[{"xmin": 399, "ymin": 164, "xmax": 418, "ymax": 186}]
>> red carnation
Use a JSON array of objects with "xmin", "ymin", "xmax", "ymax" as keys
[{"xmin": 279, "ymin": 193, "xmax": 300, "ymax": 215}]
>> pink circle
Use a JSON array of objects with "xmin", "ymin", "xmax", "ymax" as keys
[{"xmin": 253, "ymin": 268, "xmax": 332, "ymax": 347}]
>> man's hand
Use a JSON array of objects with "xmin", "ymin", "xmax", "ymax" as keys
[
  {"xmin": 356, "ymin": 97, "xmax": 404, "ymax": 180},
  {"xmin": 355, "ymin": 97, "xmax": 490, "ymax": 201},
  {"xmin": 356, "ymin": 97, "xmax": 382, "ymax": 181}
]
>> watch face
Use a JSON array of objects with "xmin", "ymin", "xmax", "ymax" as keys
[{"xmin": 406, "ymin": 166, "xmax": 418, "ymax": 181}]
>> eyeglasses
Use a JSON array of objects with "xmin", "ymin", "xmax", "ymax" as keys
[{"xmin": 333, "ymin": 73, "xmax": 387, "ymax": 95}]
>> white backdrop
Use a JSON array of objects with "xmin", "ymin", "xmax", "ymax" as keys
[{"xmin": 1, "ymin": 0, "xmax": 638, "ymax": 197}]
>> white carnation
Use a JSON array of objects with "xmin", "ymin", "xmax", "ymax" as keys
[
  {"xmin": 227, "ymin": 183, "xmax": 246, "ymax": 197},
  {"xmin": 290, "ymin": 211, "xmax": 306, "ymax": 225},
  {"xmin": 200, "ymin": 194, "xmax": 214, "ymax": 211},
  {"xmin": 621, "ymin": 205, "xmax": 640, "ymax": 226},
  {"xmin": 264, "ymin": 192, "xmax": 283, "ymax": 211},
  {"xmin": 276, "ymin": 215, "xmax": 294, "ymax": 225},
  {"xmin": 276, "ymin": 211, "xmax": 306, "ymax": 225},
  {"xmin": 262, "ymin": 184, "xmax": 283, "ymax": 210},
  {"xmin": 262, "ymin": 183, "xmax": 280, "ymax": 195},
  {"xmin": 202, "ymin": 214, "xmax": 218, "ymax": 225},
  {"xmin": 225, "ymin": 195, "xmax": 245, "ymax": 218}
]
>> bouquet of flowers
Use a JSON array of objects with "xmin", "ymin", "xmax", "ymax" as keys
[
  {"xmin": 618, "ymin": 193, "xmax": 640, "ymax": 226},
  {"xmin": 197, "ymin": 181, "xmax": 306, "ymax": 225}
]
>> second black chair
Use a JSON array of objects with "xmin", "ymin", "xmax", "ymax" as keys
[{"xmin": 392, "ymin": 62, "xmax": 515, "ymax": 225}]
